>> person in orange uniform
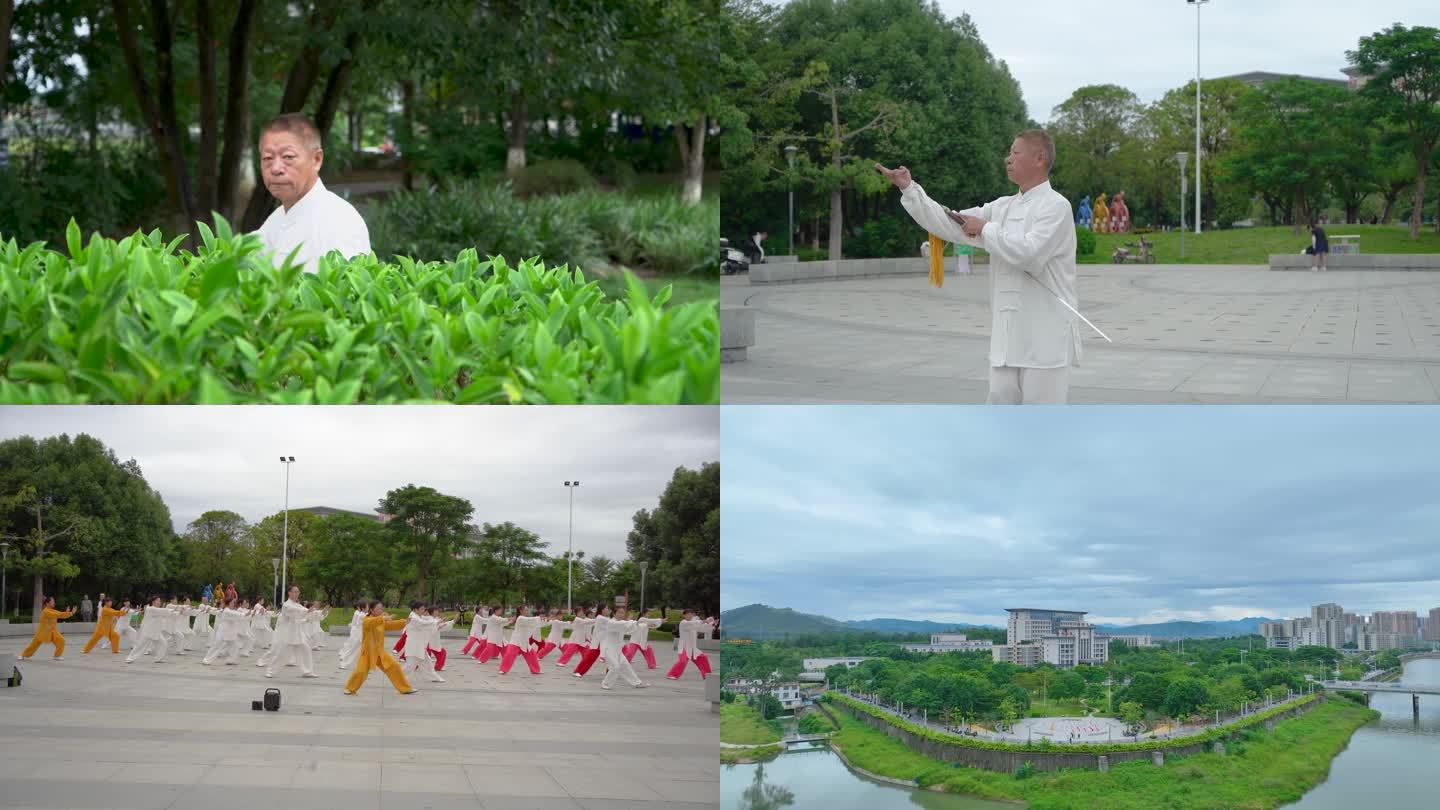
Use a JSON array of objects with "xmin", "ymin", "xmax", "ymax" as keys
[
  {"xmin": 82, "ymin": 597, "xmax": 130, "ymax": 655},
  {"xmin": 21, "ymin": 596, "xmax": 76, "ymax": 660},
  {"xmin": 343, "ymin": 600, "xmax": 418, "ymax": 695}
]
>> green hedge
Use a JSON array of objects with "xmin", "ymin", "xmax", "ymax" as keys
[
  {"xmin": 368, "ymin": 182, "xmax": 716, "ymax": 277},
  {"xmin": 825, "ymin": 691, "xmax": 1318, "ymax": 755},
  {"xmin": 0, "ymin": 218, "xmax": 719, "ymax": 404}
]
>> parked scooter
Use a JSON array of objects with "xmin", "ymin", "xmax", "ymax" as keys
[{"xmin": 721, "ymin": 237, "xmax": 750, "ymax": 275}]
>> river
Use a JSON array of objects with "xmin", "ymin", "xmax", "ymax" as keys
[
  {"xmin": 719, "ymin": 657, "xmax": 1440, "ymax": 809},
  {"xmin": 1284, "ymin": 655, "xmax": 1440, "ymax": 807}
]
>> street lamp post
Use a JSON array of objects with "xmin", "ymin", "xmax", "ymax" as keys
[
  {"xmin": 279, "ymin": 456, "xmax": 294, "ymax": 597},
  {"xmin": 564, "ymin": 481, "xmax": 579, "ymax": 612},
  {"xmin": 1176, "ymin": 152, "xmax": 1188, "ymax": 258},
  {"xmin": 270, "ymin": 557, "xmax": 280, "ymax": 608},
  {"xmin": 1188, "ymin": 0, "xmax": 1209, "ymax": 234},
  {"xmin": 784, "ymin": 145, "xmax": 798, "ymax": 256},
  {"xmin": 639, "ymin": 561, "xmax": 648, "ymax": 616},
  {"xmin": 1, "ymin": 541, "xmax": 8, "ymax": 620}
]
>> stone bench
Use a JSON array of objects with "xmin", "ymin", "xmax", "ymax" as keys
[
  {"xmin": 751, "ymin": 256, "xmax": 982, "ymax": 284},
  {"xmin": 699, "ymin": 636, "xmax": 721, "ymax": 712},
  {"xmin": 721, "ymin": 307, "xmax": 756, "ymax": 362},
  {"xmin": 1269, "ymin": 254, "xmax": 1440, "ymax": 271}
]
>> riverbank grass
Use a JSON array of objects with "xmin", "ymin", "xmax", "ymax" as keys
[
  {"xmin": 721, "ymin": 744, "xmax": 783, "ymax": 764},
  {"xmin": 721, "ymin": 703, "xmax": 784, "ymax": 745},
  {"xmin": 831, "ymin": 696, "xmax": 1378, "ymax": 809}
]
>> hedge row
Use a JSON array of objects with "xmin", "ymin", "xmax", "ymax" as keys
[
  {"xmin": 0, "ymin": 218, "xmax": 718, "ymax": 403},
  {"xmin": 823, "ymin": 691, "xmax": 1319, "ymax": 755}
]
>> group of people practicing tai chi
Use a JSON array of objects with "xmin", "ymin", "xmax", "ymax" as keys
[{"xmin": 17, "ymin": 588, "xmax": 718, "ymax": 697}]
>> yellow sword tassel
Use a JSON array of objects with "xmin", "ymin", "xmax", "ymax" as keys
[{"xmin": 928, "ymin": 232, "xmax": 944, "ymax": 287}]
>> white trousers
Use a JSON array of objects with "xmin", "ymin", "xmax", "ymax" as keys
[
  {"xmin": 265, "ymin": 642, "xmax": 315, "ymax": 676},
  {"xmin": 403, "ymin": 652, "xmax": 443, "ymax": 682},
  {"xmin": 202, "ymin": 637, "xmax": 241, "ymax": 665},
  {"xmin": 987, "ymin": 366, "xmax": 1070, "ymax": 404},
  {"xmin": 600, "ymin": 646, "xmax": 643, "ymax": 688},
  {"xmin": 126, "ymin": 635, "xmax": 169, "ymax": 663},
  {"xmin": 238, "ymin": 631, "xmax": 258, "ymax": 657}
]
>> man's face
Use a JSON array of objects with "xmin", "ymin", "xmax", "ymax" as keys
[
  {"xmin": 1005, "ymin": 138, "xmax": 1046, "ymax": 186},
  {"xmin": 259, "ymin": 129, "xmax": 322, "ymax": 209},
  {"xmin": 289, "ymin": 587, "xmax": 300, "ymax": 601}
]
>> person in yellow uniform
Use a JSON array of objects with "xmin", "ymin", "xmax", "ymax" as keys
[
  {"xmin": 343, "ymin": 600, "xmax": 418, "ymax": 695},
  {"xmin": 21, "ymin": 596, "xmax": 76, "ymax": 660},
  {"xmin": 82, "ymin": 597, "xmax": 130, "ymax": 655}
]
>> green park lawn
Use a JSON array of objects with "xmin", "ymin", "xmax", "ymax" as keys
[
  {"xmin": 1076, "ymin": 224, "xmax": 1440, "ymax": 265},
  {"xmin": 827, "ymin": 696, "xmax": 1378, "ymax": 809},
  {"xmin": 721, "ymin": 703, "xmax": 785, "ymax": 746}
]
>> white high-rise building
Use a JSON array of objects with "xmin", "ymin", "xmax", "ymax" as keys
[{"xmin": 1311, "ymin": 603, "xmax": 1344, "ymax": 650}]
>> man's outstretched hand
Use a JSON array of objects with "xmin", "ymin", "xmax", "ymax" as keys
[{"xmin": 875, "ymin": 163, "xmax": 912, "ymax": 190}]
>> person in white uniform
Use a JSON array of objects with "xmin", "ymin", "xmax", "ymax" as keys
[
  {"xmin": 497, "ymin": 607, "xmax": 543, "ymax": 675},
  {"xmin": 622, "ymin": 613, "xmax": 665, "ymax": 670},
  {"xmin": 878, "ymin": 129, "xmax": 1080, "ymax": 404},
  {"xmin": 537, "ymin": 609, "xmax": 568, "ymax": 660},
  {"xmin": 401, "ymin": 610, "xmax": 450, "ymax": 683},
  {"xmin": 557, "ymin": 610, "xmax": 595, "ymax": 667},
  {"xmin": 116, "ymin": 600, "xmax": 139, "ymax": 652},
  {"xmin": 241, "ymin": 599, "xmax": 275, "ymax": 657},
  {"xmin": 265, "ymin": 586, "xmax": 319, "ymax": 679},
  {"xmin": 472, "ymin": 609, "xmax": 508, "ymax": 663},
  {"xmin": 125, "ymin": 598, "xmax": 173, "ymax": 664},
  {"xmin": 596, "ymin": 608, "xmax": 647, "ymax": 691},
  {"xmin": 461, "ymin": 606, "xmax": 490, "ymax": 657},
  {"xmin": 201, "ymin": 598, "xmax": 249, "ymax": 666},
  {"xmin": 254, "ymin": 113, "xmax": 371, "ymax": 274},
  {"xmin": 336, "ymin": 601, "xmax": 368, "ymax": 670}
]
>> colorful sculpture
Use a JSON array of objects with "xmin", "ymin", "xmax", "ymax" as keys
[
  {"xmin": 214, "ymin": 580, "xmax": 225, "ymax": 604},
  {"xmin": 1093, "ymin": 192, "xmax": 1109, "ymax": 234},
  {"xmin": 1113, "ymin": 191, "xmax": 1130, "ymax": 233},
  {"xmin": 202, "ymin": 584, "xmax": 213, "ymax": 602},
  {"xmin": 1076, "ymin": 196, "xmax": 1092, "ymax": 229},
  {"xmin": 225, "ymin": 582, "xmax": 237, "ymax": 603}
]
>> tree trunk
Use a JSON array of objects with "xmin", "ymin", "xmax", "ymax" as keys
[
  {"xmin": 217, "ymin": 0, "xmax": 257, "ymax": 221},
  {"xmin": 400, "ymin": 79, "xmax": 415, "ymax": 191},
  {"xmin": 111, "ymin": 0, "xmax": 196, "ymax": 225},
  {"xmin": 195, "ymin": 0, "xmax": 218, "ymax": 219},
  {"xmin": 147, "ymin": 0, "xmax": 197, "ymax": 225},
  {"xmin": 0, "ymin": 0, "xmax": 14, "ymax": 100},
  {"xmin": 673, "ymin": 116, "xmax": 706, "ymax": 206},
  {"xmin": 1411, "ymin": 157, "xmax": 1428, "ymax": 240},
  {"xmin": 506, "ymin": 88, "xmax": 528, "ymax": 175}
]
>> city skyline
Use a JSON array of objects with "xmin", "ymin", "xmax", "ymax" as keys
[
  {"xmin": 721, "ymin": 406, "xmax": 1440, "ymax": 626},
  {"xmin": 1, "ymin": 406, "xmax": 718, "ymax": 561}
]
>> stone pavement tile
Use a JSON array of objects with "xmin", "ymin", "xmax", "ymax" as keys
[
  {"xmin": 290, "ymin": 760, "xmax": 380, "ymax": 790},
  {"xmin": 1346, "ymin": 365, "xmax": 1438, "ymax": 401},
  {"xmin": 478, "ymin": 798, "xmax": 583, "ymax": 810},
  {"xmin": 379, "ymin": 792, "xmax": 483, "ymax": 810},
  {"xmin": 380, "ymin": 762, "xmax": 474, "ymax": 794},
  {"xmin": 171, "ymin": 785, "xmax": 381, "ymax": 810},
  {"xmin": 0, "ymin": 778, "xmax": 181, "ymax": 809},
  {"xmin": 463, "ymin": 764, "xmax": 570, "ymax": 797},
  {"xmin": 109, "ymin": 762, "xmax": 211, "ymax": 785},
  {"xmin": 641, "ymin": 777, "xmax": 720, "ymax": 803},
  {"xmin": 547, "ymin": 768, "xmax": 666, "ymax": 801},
  {"xmin": 0, "ymin": 759, "xmax": 125, "ymax": 782},
  {"xmin": 1259, "ymin": 363, "xmax": 1350, "ymax": 399},
  {"xmin": 195, "ymin": 763, "xmax": 296, "ymax": 788},
  {"xmin": 576, "ymin": 801, "xmax": 718, "ymax": 810}
]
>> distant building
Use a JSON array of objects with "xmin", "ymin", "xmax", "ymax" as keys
[
  {"xmin": 992, "ymin": 643, "xmax": 1043, "ymax": 667},
  {"xmin": 995, "ymin": 610, "xmax": 1106, "ymax": 668},
  {"xmin": 1259, "ymin": 621, "xmax": 1287, "ymax": 640},
  {"xmin": 1372, "ymin": 611, "xmax": 1419, "ymax": 637},
  {"xmin": 1312, "ymin": 603, "xmax": 1344, "ymax": 650},
  {"xmin": 900, "ymin": 633, "xmax": 995, "ymax": 654},
  {"xmin": 771, "ymin": 683, "xmax": 803, "ymax": 710},
  {"xmin": 1106, "ymin": 634, "xmax": 1155, "ymax": 648},
  {"xmin": 802, "ymin": 656, "xmax": 874, "ymax": 671},
  {"xmin": 1359, "ymin": 632, "xmax": 1409, "ymax": 652},
  {"xmin": 1005, "ymin": 608, "xmax": 1087, "ymax": 645},
  {"xmin": 1426, "ymin": 608, "xmax": 1440, "ymax": 642},
  {"xmin": 1265, "ymin": 636, "xmax": 1299, "ymax": 650}
]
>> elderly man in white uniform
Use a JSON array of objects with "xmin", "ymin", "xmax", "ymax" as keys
[
  {"xmin": 878, "ymin": 129, "xmax": 1080, "ymax": 404},
  {"xmin": 254, "ymin": 113, "xmax": 370, "ymax": 274},
  {"xmin": 264, "ymin": 585, "xmax": 319, "ymax": 679}
]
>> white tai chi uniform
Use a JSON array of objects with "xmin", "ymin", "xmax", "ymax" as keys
[
  {"xmin": 126, "ymin": 606, "xmax": 174, "ymax": 663},
  {"xmin": 477, "ymin": 613, "xmax": 507, "ymax": 661},
  {"xmin": 242, "ymin": 607, "xmax": 274, "ymax": 657},
  {"xmin": 193, "ymin": 602, "xmax": 214, "ymax": 646},
  {"xmin": 202, "ymin": 607, "xmax": 248, "ymax": 665},
  {"xmin": 116, "ymin": 609, "xmax": 139, "ymax": 652},
  {"xmin": 336, "ymin": 609, "xmax": 366, "ymax": 670},
  {"xmin": 539, "ymin": 617, "xmax": 569, "ymax": 658},
  {"xmin": 597, "ymin": 618, "xmax": 645, "ymax": 689},
  {"xmin": 255, "ymin": 178, "xmax": 371, "ymax": 274},
  {"xmin": 305, "ymin": 610, "xmax": 326, "ymax": 649},
  {"xmin": 264, "ymin": 599, "xmax": 317, "ymax": 678},
  {"xmin": 898, "ymin": 179, "xmax": 1080, "ymax": 404},
  {"xmin": 163, "ymin": 604, "xmax": 190, "ymax": 654},
  {"xmin": 462, "ymin": 610, "xmax": 488, "ymax": 655},
  {"xmin": 623, "ymin": 617, "xmax": 664, "ymax": 669},
  {"xmin": 402, "ymin": 616, "xmax": 449, "ymax": 682}
]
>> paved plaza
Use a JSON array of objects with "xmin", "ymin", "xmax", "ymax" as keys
[
  {"xmin": 0, "ymin": 634, "xmax": 717, "ymax": 810},
  {"xmin": 722, "ymin": 266, "xmax": 1440, "ymax": 402}
]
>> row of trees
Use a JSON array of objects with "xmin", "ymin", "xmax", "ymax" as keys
[
  {"xmin": 721, "ymin": 632, "xmax": 1375, "ymax": 729},
  {"xmin": 721, "ymin": 0, "xmax": 1440, "ymax": 257},
  {"xmin": 1, "ymin": 0, "xmax": 730, "ymax": 241},
  {"xmin": 0, "ymin": 432, "xmax": 719, "ymax": 619}
]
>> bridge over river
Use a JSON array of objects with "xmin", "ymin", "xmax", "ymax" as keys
[{"xmin": 1322, "ymin": 679, "xmax": 1440, "ymax": 718}]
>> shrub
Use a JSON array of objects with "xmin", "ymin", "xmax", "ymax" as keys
[
  {"xmin": 0, "ymin": 218, "xmax": 720, "ymax": 404},
  {"xmin": 511, "ymin": 159, "xmax": 598, "ymax": 197},
  {"xmin": 1014, "ymin": 761, "xmax": 1035, "ymax": 780},
  {"xmin": 0, "ymin": 141, "xmax": 169, "ymax": 247},
  {"xmin": 1075, "ymin": 225, "xmax": 1096, "ymax": 256}
]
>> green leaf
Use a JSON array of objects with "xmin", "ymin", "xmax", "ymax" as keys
[{"xmin": 7, "ymin": 362, "xmax": 67, "ymax": 383}]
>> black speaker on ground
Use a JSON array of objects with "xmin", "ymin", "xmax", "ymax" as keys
[
  {"xmin": 263, "ymin": 688, "xmax": 281, "ymax": 711},
  {"xmin": 251, "ymin": 700, "xmax": 262, "ymax": 710}
]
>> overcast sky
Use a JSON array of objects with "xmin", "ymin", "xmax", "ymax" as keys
[
  {"xmin": 0, "ymin": 406, "xmax": 718, "ymax": 561},
  {"xmin": 937, "ymin": 1, "xmax": 1437, "ymax": 123},
  {"xmin": 721, "ymin": 406, "xmax": 1440, "ymax": 626}
]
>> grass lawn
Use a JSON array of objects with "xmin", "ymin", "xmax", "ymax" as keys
[
  {"xmin": 828, "ymin": 697, "xmax": 1378, "ymax": 809},
  {"xmin": 721, "ymin": 703, "xmax": 785, "ymax": 746},
  {"xmin": 1076, "ymin": 224, "xmax": 1440, "ymax": 265}
]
